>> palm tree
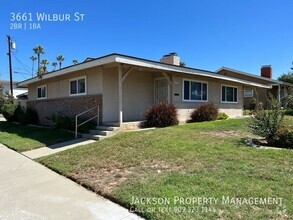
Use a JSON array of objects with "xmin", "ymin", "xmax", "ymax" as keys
[
  {"xmin": 30, "ymin": 56, "xmax": 37, "ymax": 77},
  {"xmin": 52, "ymin": 62, "xmax": 58, "ymax": 71},
  {"xmin": 33, "ymin": 45, "xmax": 45, "ymax": 76},
  {"xmin": 72, "ymin": 59, "xmax": 78, "ymax": 65},
  {"xmin": 56, "ymin": 55, "xmax": 65, "ymax": 69},
  {"xmin": 40, "ymin": 59, "xmax": 49, "ymax": 75}
]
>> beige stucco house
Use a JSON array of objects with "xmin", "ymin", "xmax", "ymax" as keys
[
  {"xmin": 216, "ymin": 66, "xmax": 293, "ymax": 109},
  {"xmin": 18, "ymin": 53, "xmax": 288, "ymax": 126}
]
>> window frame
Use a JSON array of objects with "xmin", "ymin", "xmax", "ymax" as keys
[
  {"xmin": 221, "ymin": 84, "xmax": 238, "ymax": 103},
  {"xmin": 37, "ymin": 85, "xmax": 47, "ymax": 100},
  {"xmin": 69, "ymin": 76, "xmax": 87, "ymax": 96},
  {"xmin": 182, "ymin": 79, "xmax": 208, "ymax": 102}
]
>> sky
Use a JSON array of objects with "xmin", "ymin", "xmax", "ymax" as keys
[{"xmin": 0, "ymin": 0, "xmax": 293, "ymax": 82}]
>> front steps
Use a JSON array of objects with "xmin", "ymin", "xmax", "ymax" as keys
[{"xmin": 82, "ymin": 125, "xmax": 120, "ymax": 140}]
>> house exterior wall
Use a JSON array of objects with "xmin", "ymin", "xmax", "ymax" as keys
[
  {"xmin": 170, "ymin": 73, "xmax": 243, "ymax": 121},
  {"xmin": 27, "ymin": 67, "xmax": 103, "ymax": 125},
  {"xmin": 27, "ymin": 95, "xmax": 102, "ymax": 125},
  {"xmin": 102, "ymin": 67, "xmax": 154, "ymax": 122},
  {"xmin": 28, "ymin": 67, "xmax": 102, "ymax": 100}
]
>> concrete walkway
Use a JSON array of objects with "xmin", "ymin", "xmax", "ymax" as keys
[
  {"xmin": 22, "ymin": 138, "xmax": 96, "ymax": 159},
  {"xmin": 0, "ymin": 144, "xmax": 143, "ymax": 220}
]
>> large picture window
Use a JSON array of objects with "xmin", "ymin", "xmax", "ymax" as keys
[
  {"xmin": 70, "ymin": 77, "xmax": 86, "ymax": 95},
  {"xmin": 37, "ymin": 85, "xmax": 46, "ymax": 99},
  {"xmin": 222, "ymin": 85, "xmax": 238, "ymax": 103},
  {"xmin": 183, "ymin": 80, "xmax": 207, "ymax": 101}
]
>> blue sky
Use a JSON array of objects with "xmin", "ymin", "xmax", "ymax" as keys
[{"xmin": 0, "ymin": 0, "xmax": 293, "ymax": 81}]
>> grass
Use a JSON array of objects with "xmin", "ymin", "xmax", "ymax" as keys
[
  {"xmin": 37, "ymin": 117, "xmax": 293, "ymax": 220},
  {"xmin": 0, "ymin": 121, "xmax": 75, "ymax": 152}
]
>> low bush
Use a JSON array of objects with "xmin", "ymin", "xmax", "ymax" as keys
[
  {"xmin": 273, "ymin": 127, "xmax": 293, "ymax": 149},
  {"xmin": 284, "ymin": 109, "xmax": 293, "ymax": 116},
  {"xmin": 145, "ymin": 103, "xmax": 178, "ymax": 127},
  {"xmin": 217, "ymin": 112, "xmax": 229, "ymax": 120},
  {"xmin": 250, "ymin": 97, "xmax": 284, "ymax": 145},
  {"xmin": 51, "ymin": 114, "xmax": 75, "ymax": 130},
  {"xmin": 26, "ymin": 108, "xmax": 39, "ymax": 124},
  {"xmin": 190, "ymin": 103, "xmax": 218, "ymax": 122},
  {"xmin": 14, "ymin": 105, "xmax": 27, "ymax": 124},
  {"xmin": 1, "ymin": 103, "xmax": 17, "ymax": 121},
  {"xmin": 50, "ymin": 113, "xmax": 96, "ymax": 132}
]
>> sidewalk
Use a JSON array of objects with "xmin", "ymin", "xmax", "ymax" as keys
[
  {"xmin": 0, "ymin": 144, "xmax": 143, "ymax": 220},
  {"xmin": 22, "ymin": 138, "xmax": 96, "ymax": 159}
]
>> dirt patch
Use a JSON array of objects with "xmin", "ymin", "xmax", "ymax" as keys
[
  {"xmin": 199, "ymin": 130, "xmax": 243, "ymax": 137},
  {"xmin": 71, "ymin": 159, "xmax": 185, "ymax": 194}
]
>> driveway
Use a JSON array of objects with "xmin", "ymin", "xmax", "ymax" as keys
[{"xmin": 0, "ymin": 144, "xmax": 142, "ymax": 220}]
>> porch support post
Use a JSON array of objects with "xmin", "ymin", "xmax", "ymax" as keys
[{"xmin": 118, "ymin": 64, "xmax": 123, "ymax": 125}]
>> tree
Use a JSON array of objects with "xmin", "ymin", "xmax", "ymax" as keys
[
  {"xmin": 56, "ymin": 55, "xmax": 65, "ymax": 69},
  {"xmin": 278, "ymin": 72, "xmax": 293, "ymax": 84},
  {"xmin": 180, "ymin": 61, "xmax": 186, "ymax": 67},
  {"xmin": 52, "ymin": 62, "xmax": 58, "ymax": 71},
  {"xmin": 72, "ymin": 59, "xmax": 78, "ymax": 65},
  {"xmin": 39, "ymin": 59, "xmax": 49, "ymax": 76},
  {"xmin": 278, "ymin": 62, "xmax": 293, "ymax": 84},
  {"xmin": 33, "ymin": 46, "xmax": 45, "ymax": 76},
  {"xmin": 30, "ymin": 56, "xmax": 37, "ymax": 77}
]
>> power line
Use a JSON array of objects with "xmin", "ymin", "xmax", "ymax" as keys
[{"xmin": 11, "ymin": 52, "xmax": 31, "ymax": 74}]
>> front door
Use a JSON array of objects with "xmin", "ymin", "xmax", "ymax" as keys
[{"xmin": 154, "ymin": 78, "xmax": 169, "ymax": 104}]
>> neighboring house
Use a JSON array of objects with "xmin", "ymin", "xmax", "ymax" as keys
[
  {"xmin": 18, "ymin": 53, "xmax": 285, "ymax": 126},
  {"xmin": 0, "ymin": 80, "xmax": 28, "ymax": 99},
  {"xmin": 216, "ymin": 66, "xmax": 293, "ymax": 109}
]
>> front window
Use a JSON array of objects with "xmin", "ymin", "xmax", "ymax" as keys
[
  {"xmin": 183, "ymin": 80, "xmax": 208, "ymax": 101},
  {"xmin": 222, "ymin": 85, "xmax": 238, "ymax": 103},
  {"xmin": 244, "ymin": 89, "xmax": 253, "ymax": 98},
  {"xmin": 70, "ymin": 77, "xmax": 86, "ymax": 95},
  {"xmin": 37, "ymin": 85, "xmax": 46, "ymax": 99}
]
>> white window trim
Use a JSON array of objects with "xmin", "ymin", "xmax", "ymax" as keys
[
  {"xmin": 182, "ymin": 78, "xmax": 208, "ymax": 102},
  {"xmin": 69, "ymin": 76, "xmax": 87, "ymax": 96},
  {"xmin": 37, "ymin": 85, "xmax": 47, "ymax": 100},
  {"xmin": 243, "ymin": 89, "xmax": 254, "ymax": 98},
  {"xmin": 221, "ymin": 84, "xmax": 238, "ymax": 104}
]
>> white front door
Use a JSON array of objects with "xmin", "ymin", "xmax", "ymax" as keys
[{"xmin": 154, "ymin": 78, "xmax": 169, "ymax": 104}]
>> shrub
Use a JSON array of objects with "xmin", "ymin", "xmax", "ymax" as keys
[
  {"xmin": 217, "ymin": 112, "xmax": 229, "ymax": 120},
  {"xmin": 26, "ymin": 108, "xmax": 39, "ymax": 124},
  {"xmin": 190, "ymin": 103, "xmax": 218, "ymax": 122},
  {"xmin": 250, "ymin": 97, "xmax": 284, "ymax": 145},
  {"xmin": 273, "ymin": 127, "xmax": 293, "ymax": 149},
  {"xmin": 14, "ymin": 105, "xmax": 27, "ymax": 124},
  {"xmin": 1, "ymin": 103, "xmax": 17, "ymax": 121},
  {"xmin": 249, "ymin": 97, "xmax": 257, "ymax": 110},
  {"xmin": 50, "ymin": 114, "xmax": 75, "ymax": 130},
  {"xmin": 283, "ymin": 94, "xmax": 293, "ymax": 109},
  {"xmin": 145, "ymin": 103, "xmax": 178, "ymax": 127}
]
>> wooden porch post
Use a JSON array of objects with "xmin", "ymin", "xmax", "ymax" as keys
[{"xmin": 118, "ymin": 64, "xmax": 123, "ymax": 125}]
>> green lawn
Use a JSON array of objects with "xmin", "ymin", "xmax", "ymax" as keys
[
  {"xmin": 37, "ymin": 118, "xmax": 292, "ymax": 220},
  {"xmin": 0, "ymin": 121, "xmax": 75, "ymax": 152}
]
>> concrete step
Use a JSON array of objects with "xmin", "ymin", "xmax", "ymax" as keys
[
  {"xmin": 95, "ymin": 126, "xmax": 119, "ymax": 131},
  {"xmin": 89, "ymin": 130, "xmax": 111, "ymax": 136},
  {"xmin": 102, "ymin": 122, "xmax": 121, "ymax": 127},
  {"xmin": 81, "ymin": 134, "xmax": 106, "ymax": 140}
]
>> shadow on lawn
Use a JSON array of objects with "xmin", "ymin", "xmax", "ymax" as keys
[{"xmin": 0, "ymin": 121, "xmax": 76, "ymax": 150}]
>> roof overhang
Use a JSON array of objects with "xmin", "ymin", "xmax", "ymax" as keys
[
  {"xmin": 18, "ymin": 54, "xmax": 271, "ymax": 89},
  {"xmin": 216, "ymin": 66, "xmax": 293, "ymax": 87}
]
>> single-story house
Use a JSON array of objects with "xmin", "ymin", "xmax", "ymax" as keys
[
  {"xmin": 216, "ymin": 66, "xmax": 293, "ymax": 109},
  {"xmin": 17, "ymin": 53, "xmax": 292, "ymax": 126}
]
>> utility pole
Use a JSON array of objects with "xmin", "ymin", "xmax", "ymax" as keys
[{"xmin": 7, "ymin": 35, "xmax": 13, "ymax": 97}]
